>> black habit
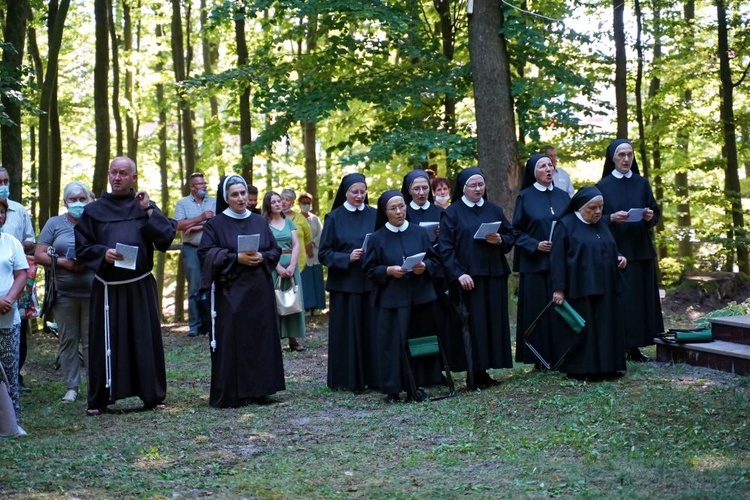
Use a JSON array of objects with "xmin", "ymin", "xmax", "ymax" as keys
[
  {"xmin": 596, "ymin": 173, "xmax": 664, "ymax": 348},
  {"xmin": 75, "ymin": 191, "xmax": 176, "ymax": 410},
  {"xmin": 550, "ymin": 206, "xmax": 626, "ymax": 376},
  {"xmin": 198, "ymin": 212, "xmax": 285, "ymax": 408},
  {"xmin": 318, "ymin": 205, "xmax": 378, "ymax": 391},
  {"xmin": 512, "ymin": 185, "xmax": 571, "ymax": 364}
]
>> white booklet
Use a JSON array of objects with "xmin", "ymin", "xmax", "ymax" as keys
[
  {"xmin": 473, "ymin": 221, "xmax": 501, "ymax": 239},
  {"xmin": 402, "ymin": 252, "xmax": 426, "ymax": 272},
  {"xmin": 114, "ymin": 243, "xmax": 138, "ymax": 270},
  {"xmin": 419, "ymin": 222, "xmax": 439, "ymax": 242},
  {"xmin": 626, "ymin": 208, "xmax": 647, "ymax": 222},
  {"xmin": 237, "ymin": 234, "xmax": 260, "ymax": 253},
  {"xmin": 362, "ymin": 233, "xmax": 373, "ymax": 252}
]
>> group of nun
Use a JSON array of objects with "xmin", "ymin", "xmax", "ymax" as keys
[{"xmin": 320, "ymin": 138, "xmax": 663, "ymax": 402}]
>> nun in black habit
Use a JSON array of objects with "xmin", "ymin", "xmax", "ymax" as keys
[
  {"xmin": 512, "ymin": 154, "xmax": 571, "ymax": 366},
  {"xmin": 318, "ymin": 173, "xmax": 378, "ymax": 391},
  {"xmin": 550, "ymin": 186, "xmax": 627, "ymax": 379},
  {"xmin": 438, "ymin": 167, "xmax": 516, "ymax": 389},
  {"xmin": 363, "ymin": 190, "xmax": 441, "ymax": 401},
  {"xmin": 401, "ymin": 169, "xmax": 444, "ymax": 227},
  {"xmin": 198, "ymin": 175, "xmax": 285, "ymax": 407},
  {"xmin": 596, "ymin": 139, "xmax": 664, "ymax": 362}
]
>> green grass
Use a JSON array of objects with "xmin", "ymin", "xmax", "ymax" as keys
[{"xmin": 2, "ymin": 318, "xmax": 749, "ymax": 498}]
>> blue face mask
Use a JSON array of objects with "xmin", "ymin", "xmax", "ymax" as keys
[
  {"xmin": 67, "ymin": 201, "xmax": 87, "ymax": 219},
  {"xmin": 197, "ymin": 189, "xmax": 208, "ymax": 198},
  {"xmin": 0, "ymin": 186, "xmax": 9, "ymax": 200}
]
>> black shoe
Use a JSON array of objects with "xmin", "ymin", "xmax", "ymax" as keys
[
  {"xmin": 385, "ymin": 393, "xmax": 401, "ymax": 403},
  {"xmin": 18, "ymin": 379, "xmax": 31, "ymax": 393},
  {"xmin": 626, "ymin": 348, "xmax": 650, "ymax": 362},
  {"xmin": 188, "ymin": 331, "xmax": 200, "ymax": 337}
]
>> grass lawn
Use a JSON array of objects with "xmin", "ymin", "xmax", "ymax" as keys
[{"xmin": 2, "ymin": 315, "xmax": 749, "ymax": 498}]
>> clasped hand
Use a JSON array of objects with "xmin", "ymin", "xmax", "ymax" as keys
[{"xmin": 238, "ymin": 251, "xmax": 262, "ymax": 266}]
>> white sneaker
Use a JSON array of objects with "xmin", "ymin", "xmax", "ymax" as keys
[{"xmin": 62, "ymin": 389, "xmax": 78, "ymax": 402}]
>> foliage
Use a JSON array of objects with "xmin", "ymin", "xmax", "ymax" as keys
[{"xmin": 694, "ymin": 298, "xmax": 750, "ymax": 329}]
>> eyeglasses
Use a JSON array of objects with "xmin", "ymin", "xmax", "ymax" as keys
[
  {"xmin": 465, "ymin": 182, "xmax": 485, "ymax": 190},
  {"xmin": 387, "ymin": 204, "xmax": 407, "ymax": 213}
]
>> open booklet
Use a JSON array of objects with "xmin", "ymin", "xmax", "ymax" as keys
[
  {"xmin": 361, "ymin": 233, "xmax": 373, "ymax": 252},
  {"xmin": 402, "ymin": 252, "xmax": 426, "ymax": 272},
  {"xmin": 114, "ymin": 243, "xmax": 138, "ymax": 270},
  {"xmin": 473, "ymin": 221, "xmax": 501, "ymax": 239},
  {"xmin": 419, "ymin": 222, "xmax": 439, "ymax": 243},
  {"xmin": 237, "ymin": 234, "xmax": 260, "ymax": 253},
  {"xmin": 625, "ymin": 208, "xmax": 648, "ymax": 222}
]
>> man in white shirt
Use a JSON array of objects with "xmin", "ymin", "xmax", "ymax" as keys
[
  {"xmin": 174, "ymin": 172, "xmax": 215, "ymax": 337},
  {"xmin": 544, "ymin": 146, "xmax": 575, "ymax": 198}
]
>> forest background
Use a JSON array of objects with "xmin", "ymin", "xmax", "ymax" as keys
[{"xmin": 1, "ymin": 0, "xmax": 750, "ymax": 319}]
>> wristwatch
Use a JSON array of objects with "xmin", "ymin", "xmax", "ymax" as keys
[{"xmin": 146, "ymin": 200, "xmax": 157, "ymax": 211}]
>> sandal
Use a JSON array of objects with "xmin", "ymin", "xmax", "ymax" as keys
[
  {"xmin": 86, "ymin": 408, "xmax": 106, "ymax": 416},
  {"xmin": 289, "ymin": 339, "xmax": 305, "ymax": 352}
]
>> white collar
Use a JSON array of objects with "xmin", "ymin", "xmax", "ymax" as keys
[
  {"xmin": 343, "ymin": 201, "xmax": 365, "ymax": 212},
  {"xmin": 612, "ymin": 170, "xmax": 633, "ymax": 179},
  {"xmin": 574, "ymin": 211, "xmax": 591, "ymax": 225},
  {"xmin": 223, "ymin": 208, "xmax": 251, "ymax": 219},
  {"xmin": 533, "ymin": 182, "xmax": 554, "ymax": 192},
  {"xmin": 461, "ymin": 195, "xmax": 485, "ymax": 208},
  {"xmin": 410, "ymin": 200, "xmax": 431, "ymax": 210},
  {"xmin": 386, "ymin": 221, "xmax": 409, "ymax": 232}
]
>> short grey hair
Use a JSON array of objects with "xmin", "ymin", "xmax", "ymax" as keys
[
  {"xmin": 281, "ymin": 188, "xmax": 296, "ymax": 200},
  {"xmin": 63, "ymin": 181, "xmax": 92, "ymax": 201}
]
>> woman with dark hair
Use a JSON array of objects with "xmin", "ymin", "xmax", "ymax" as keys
[
  {"xmin": 512, "ymin": 155, "xmax": 570, "ymax": 367},
  {"xmin": 198, "ymin": 175, "xmax": 285, "ymax": 407},
  {"xmin": 318, "ymin": 173, "xmax": 377, "ymax": 391},
  {"xmin": 263, "ymin": 191, "xmax": 306, "ymax": 351},
  {"xmin": 363, "ymin": 190, "xmax": 440, "ymax": 402},
  {"xmin": 596, "ymin": 139, "xmax": 663, "ymax": 362},
  {"xmin": 438, "ymin": 167, "xmax": 516, "ymax": 389},
  {"xmin": 550, "ymin": 186, "xmax": 627, "ymax": 380},
  {"xmin": 431, "ymin": 177, "xmax": 451, "ymax": 209}
]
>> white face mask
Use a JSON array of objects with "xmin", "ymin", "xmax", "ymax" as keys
[
  {"xmin": 299, "ymin": 204, "xmax": 312, "ymax": 213},
  {"xmin": 435, "ymin": 195, "xmax": 449, "ymax": 203}
]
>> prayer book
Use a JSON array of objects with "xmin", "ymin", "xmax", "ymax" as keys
[
  {"xmin": 237, "ymin": 234, "xmax": 260, "ymax": 253},
  {"xmin": 419, "ymin": 222, "xmax": 439, "ymax": 242},
  {"xmin": 402, "ymin": 252, "xmax": 426, "ymax": 272},
  {"xmin": 114, "ymin": 243, "xmax": 138, "ymax": 270},
  {"xmin": 625, "ymin": 208, "xmax": 647, "ymax": 222},
  {"xmin": 473, "ymin": 221, "xmax": 501, "ymax": 239}
]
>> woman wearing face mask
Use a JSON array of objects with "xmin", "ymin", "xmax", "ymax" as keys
[
  {"xmin": 550, "ymin": 187, "xmax": 627, "ymax": 380},
  {"xmin": 34, "ymin": 182, "xmax": 95, "ymax": 402},
  {"xmin": 512, "ymin": 155, "xmax": 570, "ymax": 368},
  {"xmin": 596, "ymin": 139, "xmax": 663, "ymax": 363},
  {"xmin": 319, "ymin": 173, "xmax": 378, "ymax": 391},
  {"xmin": 431, "ymin": 177, "xmax": 451, "ymax": 209},
  {"xmin": 438, "ymin": 167, "xmax": 516, "ymax": 390}
]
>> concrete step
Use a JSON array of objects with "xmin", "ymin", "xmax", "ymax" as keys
[
  {"xmin": 655, "ymin": 338, "xmax": 750, "ymax": 375},
  {"xmin": 709, "ymin": 315, "xmax": 750, "ymax": 346}
]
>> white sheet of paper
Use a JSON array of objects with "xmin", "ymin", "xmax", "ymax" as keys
[
  {"xmin": 237, "ymin": 234, "xmax": 260, "ymax": 253},
  {"xmin": 626, "ymin": 208, "xmax": 647, "ymax": 222},
  {"xmin": 65, "ymin": 247, "xmax": 76, "ymax": 259},
  {"xmin": 114, "ymin": 243, "xmax": 138, "ymax": 270},
  {"xmin": 473, "ymin": 221, "xmax": 501, "ymax": 239},
  {"xmin": 549, "ymin": 221, "xmax": 557, "ymax": 242},
  {"xmin": 362, "ymin": 233, "xmax": 372, "ymax": 252},
  {"xmin": 419, "ymin": 222, "xmax": 439, "ymax": 242},
  {"xmin": 402, "ymin": 252, "xmax": 426, "ymax": 272}
]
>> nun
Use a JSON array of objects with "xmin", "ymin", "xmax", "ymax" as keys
[
  {"xmin": 550, "ymin": 186, "xmax": 627, "ymax": 380},
  {"xmin": 438, "ymin": 167, "xmax": 516, "ymax": 389},
  {"xmin": 596, "ymin": 139, "xmax": 664, "ymax": 362},
  {"xmin": 401, "ymin": 169, "xmax": 444, "ymax": 226},
  {"xmin": 318, "ymin": 173, "xmax": 378, "ymax": 391},
  {"xmin": 363, "ymin": 190, "xmax": 440, "ymax": 402},
  {"xmin": 512, "ymin": 154, "xmax": 571, "ymax": 367},
  {"xmin": 198, "ymin": 175, "xmax": 285, "ymax": 407}
]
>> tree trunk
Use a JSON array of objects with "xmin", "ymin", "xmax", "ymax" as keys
[
  {"xmin": 716, "ymin": 0, "xmax": 748, "ymax": 273},
  {"xmin": 124, "ymin": 0, "xmax": 138, "ymax": 161},
  {"xmin": 108, "ymin": 0, "xmax": 123, "ymax": 157},
  {"xmin": 467, "ymin": 0, "xmax": 520, "ymax": 213},
  {"xmin": 634, "ymin": 0, "xmax": 648, "ymax": 179},
  {"xmin": 93, "ymin": 0, "xmax": 111, "ymax": 195},
  {"xmin": 303, "ymin": 11, "xmax": 319, "ymax": 209},
  {"xmin": 171, "ymin": 0, "xmax": 197, "ymax": 186},
  {"xmin": 235, "ymin": 13, "xmax": 253, "ymax": 182},
  {"xmin": 676, "ymin": 0, "xmax": 695, "ymax": 266},
  {"xmin": 434, "ymin": 0, "xmax": 457, "ymax": 177},
  {"xmin": 1, "ymin": 0, "xmax": 28, "ymax": 203},
  {"xmin": 613, "ymin": 0, "xmax": 628, "ymax": 138}
]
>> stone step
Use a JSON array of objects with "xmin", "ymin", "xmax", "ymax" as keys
[
  {"xmin": 709, "ymin": 315, "xmax": 750, "ymax": 346},
  {"xmin": 655, "ymin": 338, "xmax": 750, "ymax": 375}
]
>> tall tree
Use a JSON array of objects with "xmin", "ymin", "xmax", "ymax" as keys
[
  {"xmin": 171, "ymin": 0, "xmax": 197, "ymax": 183},
  {"xmin": 1, "ymin": 0, "xmax": 28, "ymax": 202},
  {"xmin": 123, "ymin": 0, "xmax": 139, "ymax": 161},
  {"xmin": 613, "ymin": 0, "xmax": 628, "ymax": 138},
  {"xmin": 94, "ymin": 0, "xmax": 111, "ymax": 194},
  {"xmin": 716, "ymin": 0, "xmax": 748, "ymax": 273},
  {"xmin": 302, "ymin": 10, "xmax": 319, "ymax": 208},
  {"xmin": 109, "ymin": 0, "xmax": 123, "ymax": 156},
  {"xmin": 235, "ymin": 7, "xmax": 252, "ymax": 182},
  {"xmin": 675, "ymin": 0, "xmax": 694, "ymax": 266},
  {"xmin": 467, "ymin": 0, "xmax": 520, "ymax": 211}
]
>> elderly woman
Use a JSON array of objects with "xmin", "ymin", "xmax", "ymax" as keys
[
  {"xmin": 198, "ymin": 175, "xmax": 285, "ymax": 407},
  {"xmin": 438, "ymin": 167, "xmax": 516, "ymax": 390},
  {"xmin": 319, "ymin": 173, "xmax": 377, "ymax": 391},
  {"xmin": 512, "ymin": 155, "xmax": 570, "ymax": 367},
  {"xmin": 0, "ymin": 197, "xmax": 29, "ymax": 429},
  {"xmin": 363, "ymin": 190, "xmax": 440, "ymax": 402},
  {"xmin": 431, "ymin": 177, "xmax": 451, "ymax": 209},
  {"xmin": 596, "ymin": 139, "xmax": 663, "ymax": 362},
  {"xmin": 263, "ymin": 191, "xmax": 306, "ymax": 352},
  {"xmin": 550, "ymin": 187, "xmax": 627, "ymax": 380},
  {"xmin": 298, "ymin": 192, "xmax": 326, "ymax": 314},
  {"xmin": 34, "ymin": 182, "xmax": 95, "ymax": 402}
]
